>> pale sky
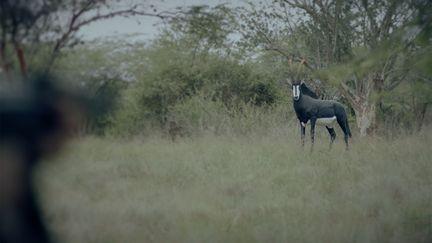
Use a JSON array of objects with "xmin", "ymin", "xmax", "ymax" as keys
[{"xmin": 79, "ymin": 0, "xmax": 250, "ymax": 41}]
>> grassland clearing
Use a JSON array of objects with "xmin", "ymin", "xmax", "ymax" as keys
[{"xmin": 36, "ymin": 131, "xmax": 432, "ymax": 242}]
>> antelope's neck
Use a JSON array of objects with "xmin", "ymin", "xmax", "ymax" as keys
[{"xmin": 293, "ymin": 95, "xmax": 304, "ymax": 106}]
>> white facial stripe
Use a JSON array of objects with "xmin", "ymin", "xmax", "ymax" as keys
[{"xmin": 292, "ymin": 85, "xmax": 300, "ymax": 98}]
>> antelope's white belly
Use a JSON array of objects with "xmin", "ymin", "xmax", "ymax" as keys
[
  {"xmin": 301, "ymin": 116, "xmax": 337, "ymax": 127},
  {"xmin": 316, "ymin": 116, "xmax": 337, "ymax": 126}
]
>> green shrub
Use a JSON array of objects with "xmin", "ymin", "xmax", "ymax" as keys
[{"xmin": 108, "ymin": 45, "xmax": 282, "ymax": 137}]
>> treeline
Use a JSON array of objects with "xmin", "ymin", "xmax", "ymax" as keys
[
  {"xmin": 52, "ymin": 34, "xmax": 290, "ymax": 137},
  {"xmin": 1, "ymin": 1, "xmax": 431, "ymax": 138}
]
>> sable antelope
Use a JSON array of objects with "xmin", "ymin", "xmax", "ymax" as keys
[{"xmin": 290, "ymin": 79, "xmax": 352, "ymax": 151}]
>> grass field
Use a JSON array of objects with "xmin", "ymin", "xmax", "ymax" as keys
[{"xmin": 36, "ymin": 130, "xmax": 432, "ymax": 243}]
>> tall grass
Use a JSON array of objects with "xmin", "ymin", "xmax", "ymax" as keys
[
  {"xmin": 36, "ymin": 130, "xmax": 432, "ymax": 243},
  {"xmin": 108, "ymin": 90, "xmax": 293, "ymax": 138}
]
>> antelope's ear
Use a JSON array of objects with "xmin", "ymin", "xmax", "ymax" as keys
[
  {"xmin": 300, "ymin": 80, "xmax": 304, "ymax": 85},
  {"xmin": 286, "ymin": 78, "xmax": 292, "ymax": 86}
]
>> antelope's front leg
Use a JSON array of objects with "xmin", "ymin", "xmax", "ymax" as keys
[
  {"xmin": 300, "ymin": 121, "xmax": 306, "ymax": 148},
  {"xmin": 310, "ymin": 118, "xmax": 317, "ymax": 152}
]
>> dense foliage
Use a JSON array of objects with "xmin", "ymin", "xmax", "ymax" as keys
[{"xmin": 2, "ymin": 1, "xmax": 431, "ymax": 137}]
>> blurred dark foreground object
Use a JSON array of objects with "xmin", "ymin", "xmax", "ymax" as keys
[{"xmin": 0, "ymin": 75, "xmax": 85, "ymax": 243}]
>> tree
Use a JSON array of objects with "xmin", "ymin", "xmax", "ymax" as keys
[
  {"xmin": 240, "ymin": 0, "xmax": 425, "ymax": 136},
  {"xmin": 0, "ymin": 0, "xmax": 169, "ymax": 79},
  {"xmin": 163, "ymin": 4, "xmax": 236, "ymax": 63}
]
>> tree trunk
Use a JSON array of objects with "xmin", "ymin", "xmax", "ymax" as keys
[
  {"xmin": 13, "ymin": 42, "xmax": 27, "ymax": 78},
  {"xmin": 353, "ymin": 101, "xmax": 376, "ymax": 137},
  {"xmin": 340, "ymin": 74, "xmax": 381, "ymax": 137}
]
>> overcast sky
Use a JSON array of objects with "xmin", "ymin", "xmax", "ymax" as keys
[{"xmin": 78, "ymin": 0, "xmax": 250, "ymax": 41}]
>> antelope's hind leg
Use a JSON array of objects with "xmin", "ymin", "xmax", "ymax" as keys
[
  {"xmin": 336, "ymin": 117, "xmax": 350, "ymax": 151},
  {"xmin": 326, "ymin": 126, "xmax": 336, "ymax": 150}
]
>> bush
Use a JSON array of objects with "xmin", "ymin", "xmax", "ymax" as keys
[{"xmin": 108, "ymin": 45, "xmax": 282, "ymax": 137}]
